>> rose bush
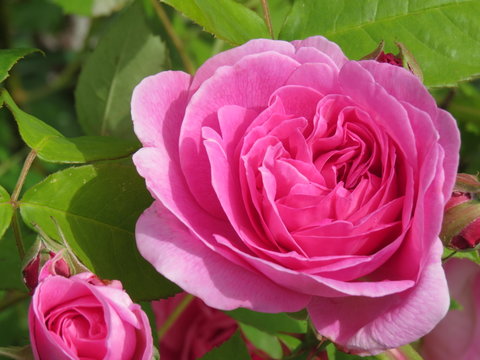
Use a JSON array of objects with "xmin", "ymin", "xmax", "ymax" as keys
[
  {"xmin": 29, "ymin": 271, "xmax": 152, "ymax": 360},
  {"xmin": 421, "ymin": 258, "xmax": 480, "ymax": 360},
  {"xmin": 132, "ymin": 36, "xmax": 460, "ymax": 354}
]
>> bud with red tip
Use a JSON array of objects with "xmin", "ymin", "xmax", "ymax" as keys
[{"xmin": 441, "ymin": 173, "xmax": 480, "ymax": 251}]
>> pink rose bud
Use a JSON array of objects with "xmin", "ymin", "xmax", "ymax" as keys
[
  {"xmin": 23, "ymin": 251, "xmax": 70, "ymax": 294},
  {"xmin": 152, "ymin": 292, "xmax": 237, "ymax": 360},
  {"xmin": 29, "ymin": 272, "xmax": 152, "ymax": 360},
  {"xmin": 376, "ymin": 51, "xmax": 403, "ymax": 67},
  {"xmin": 441, "ymin": 173, "xmax": 480, "ymax": 250},
  {"xmin": 421, "ymin": 258, "xmax": 480, "ymax": 360}
]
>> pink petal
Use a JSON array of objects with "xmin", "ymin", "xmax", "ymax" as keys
[
  {"xmin": 131, "ymin": 71, "xmax": 191, "ymax": 150},
  {"xmin": 308, "ymin": 241, "xmax": 449, "ymax": 355},
  {"xmin": 179, "ymin": 51, "xmax": 300, "ymax": 216},
  {"xmin": 136, "ymin": 203, "xmax": 311, "ymax": 312},
  {"xmin": 291, "ymin": 36, "xmax": 348, "ymax": 67}
]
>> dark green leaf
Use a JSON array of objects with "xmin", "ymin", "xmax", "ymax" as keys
[
  {"xmin": 280, "ymin": 0, "xmax": 480, "ymax": 87},
  {"xmin": 1, "ymin": 89, "xmax": 139, "ymax": 163},
  {"xmin": 0, "ymin": 186, "xmax": 13, "ymax": 240},
  {"xmin": 0, "ymin": 229, "xmax": 34, "ymax": 291},
  {"xmin": 0, "ymin": 48, "xmax": 40, "ymax": 84},
  {"xmin": 75, "ymin": 2, "xmax": 167, "ymax": 139},
  {"xmin": 240, "ymin": 323, "xmax": 283, "ymax": 359},
  {"xmin": 19, "ymin": 159, "xmax": 180, "ymax": 301},
  {"xmin": 200, "ymin": 331, "xmax": 250, "ymax": 360},
  {"xmin": 162, "ymin": 0, "xmax": 269, "ymax": 44},
  {"xmin": 227, "ymin": 308, "xmax": 307, "ymax": 334},
  {"xmin": 0, "ymin": 345, "xmax": 33, "ymax": 360}
]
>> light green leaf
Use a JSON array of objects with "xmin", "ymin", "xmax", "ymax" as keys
[
  {"xmin": 240, "ymin": 323, "xmax": 283, "ymax": 359},
  {"xmin": 0, "ymin": 48, "xmax": 40, "ymax": 84},
  {"xmin": 75, "ymin": 2, "xmax": 167, "ymax": 139},
  {"xmin": 0, "ymin": 185, "xmax": 13, "ymax": 240},
  {"xmin": 1, "ymin": 89, "xmax": 139, "ymax": 163},
  {"xmin": 162, "ymin": 0, "xmax": 269, "ymax": 44},
  {"xmin": 51, "ymin": 0, "xmax": 129, "ymax": 17},
  {"xmin": 200, "ymin": 331, "xmax": 250, "ymax": 360},
  {"xmin": 227, "ymin": 308, "xmax": 307, "ymax": 334},
  {"xmin": 280, "ymin": 0, "xmax": 480, "ymax": 87},
  {"xmin": 19, "ymin": 159, "xmax": 180, "ymax": 301}
]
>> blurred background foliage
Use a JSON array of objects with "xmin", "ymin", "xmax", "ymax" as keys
[{"xmin": 0, "ymin": 0, "xmax": 479, "ymax": 357}]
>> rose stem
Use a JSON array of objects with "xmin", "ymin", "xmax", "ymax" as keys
[
  {"xmin": 261, "ymin": 0, "xmax": 274, "ymax": 39},
  {"xmin": 150, "ymin": 0, "xmax": 196, "ymax": 75},
  {"xmin": 157, "ymin": 294, "xmax": 195, "ymax": 340},
  {"xmin": 10, "ymin": 149, "xmax": 37, "ymax": 260}
]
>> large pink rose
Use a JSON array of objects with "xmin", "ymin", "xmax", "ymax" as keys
[
  {"xmin": 29, "ymin": 272, "xmax": 153, "ymax": 360},
  {"xmin": 132, "ymin": 36, "xmax": 460, "ymax": 354},
  {"xmin": 421, "ymin": 258, "xmax": 480, "ymax": 360}
]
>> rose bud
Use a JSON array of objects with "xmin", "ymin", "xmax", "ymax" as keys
[
  {"xmin": 29, "ymin": 272, "xmax": 153, "ymax": 360},
  {"xmin": 420, "ymin": 258, "xmax": 480, "ymax": 360},
  {"xmin": 23, "ymin": 249, "xmax": 70, "ymax": 294},
  {"xmin": 441, "ymin": 173, "xmax": 480, "ymax": 250}
]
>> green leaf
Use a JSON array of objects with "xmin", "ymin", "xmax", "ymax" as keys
[
  {"xmin": 51, "ymin": 0, "xmax": 129, "ymax": 17},
  {"xmin": 279, "ymin": 0, "xmax": 480, "ymax": 87},
  {"xmin": 227, "ymin": 308, "xmax": 307, "ymax": 334},
  {"xmin": 1, "ymin": 89, "xmax": 139, "ymax": 163},
  {"xmin": 449, "ymin": 297, "xmax": 464, "ymax": 311},
  {"xmin": 19, "ymin": 159, "xmax": 180, "ymax": 301},
  {"xmin": 0, "ymin": 185, "xmax": 13, "ymax": 240},
  {"xmin": 200, "ymin": 331, "xmax": 250, "ymax": 360},
  {"xmin": 162, "ymin": 0, "xmax": 269, "ymax": 44},
  {"xmin": 75, "ymin": 2, "xmax": 167, "ymax": 139},
  {"xmin": 0, "ymin": 48, "xmax": 40, "ymax": 84},
  {"xmin": 240, "ymin": 323, "xmax": 283, "ymax": 359}
]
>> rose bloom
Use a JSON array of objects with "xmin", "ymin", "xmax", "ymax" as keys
[
  {"xmin": 29, "ymin": 272, "xmax": 153, "ymax": 360},
  {"xmin": 421, "ymin": 258, "xmax": 480, "ymax": 360},
  {"xmin": 132, "ymin": 36, "xmax": 460, "ymax": 354}
]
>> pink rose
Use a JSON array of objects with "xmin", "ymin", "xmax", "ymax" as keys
[
  {"xmin": 152, "ymin": 293, "xmax": 237, "ymax": 360},
  {"xmin": 132, "ymin": 36, "xmax": 460, "ymax": 354},
  {"xmin": 29, "ymin": 272, "xmax": 153, "ymax": 360},
  {"xmin": 421, "ymin": 258, "xmax": 480, "ymax": 360}
]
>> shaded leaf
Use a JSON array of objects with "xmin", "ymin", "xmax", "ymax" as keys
[
  {"xmin": 0, "ymin": 48, "xmax": 40, "ymax": 84},
  {"xmin": 280, "ymin": 0, "xmax": 480, "ymax": 87},
  {"xmin": 75, "ymin": 2, "xmax": 167, "ymax": 139},
  {"xmin": 240, "ymin": 323, "xmax": 283, "ymax": 359},
  {"xmin": 0, "ymin": 185, "xmax": 13, "ymax": 240},
  {"xmin": 1, "ymin": 89, "xmax": 139, "ymax": 163},
  {"xmin": 162, "ymin": 0, "xmax": 269, "ymax": 44},
  {"xmin": 227, "ymin": 308, "xmax": 307, "ymax": 334},
  {"xmin": 19, "ymin": 159, "xmax": 180, "ymax": 301},
  {"xmin": 200, "ymin": 331, "xmax": 250, "ymax": 360},
  {"xmin": 51, "ymin": 0, "xmax": 129, "ymax": 17}
]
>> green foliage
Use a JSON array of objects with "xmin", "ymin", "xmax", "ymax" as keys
[
  {"xmin": 227, "ymin": 308, "xmax": 307, "ymax": 334},
  {"xmin": 279, "ymin": 0, "xmax": 480, "ymax": 87},
  {"xmin": 162, "ymin": 0, "xmax": 269, "ymax": 44},
  {"xmin": 75, "ymin": 1, "xmax": 167, "ymax": 139},
  {"xmin": 0, "ymin": 49, "xmax": 40, "ymax": 84},
  {"xmin": 1, "ymin": 89, "xmax": 139, "ymax": 163},
  {"xmin": 0, "ymin": 186, "xmax": 13, "ymax": 240},
  {"xmin": 51, "ymin": 0, "xmax": 129, "ymax": 17},
  {"xmin": 19, "ymin": 159, "xmax": 180, "ymax": 301},
  {"xmin": 240, "ymin": 323, "xmax": 283, "ymax": 359},
  {"xmin": 200, "ymin": 331, "xmax": 250, "ymax": 360}
]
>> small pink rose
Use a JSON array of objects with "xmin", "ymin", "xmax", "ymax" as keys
[
  {"xmin": 23, "ymin": 251, "xmax": 70, "ymax": 294},
  {"xmin": 29, "ymin": 272, "xmax": 152, "ymax": 360},
  {"xmin": 421, "ymin": 258, "xmax": 480, "ymax": 360},
  {"xmin": 132, "ymin": 36, "xmax": 460, "ymax": 354}
]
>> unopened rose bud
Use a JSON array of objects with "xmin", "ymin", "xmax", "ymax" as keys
[{"xmin": 441, "ymin": 173, "xmax": 480, "ymax": 251}]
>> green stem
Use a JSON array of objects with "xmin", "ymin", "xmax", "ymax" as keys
[
  {"xmin": 260, "ymin": 0, "xmax": 274, "ymax": 39},
  {"xmin": 151, "ymin": 0, "xmax": 196, "ymax": 75},
  {"xmin": 157, "ymin": 294, "xmax": 194, "ymax": 340},
  {"xmin": 10, "ymin": 149, "xmax": 37, "ymax": 260}
]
